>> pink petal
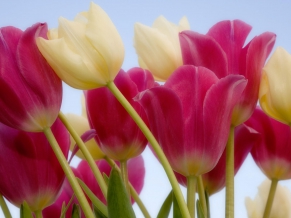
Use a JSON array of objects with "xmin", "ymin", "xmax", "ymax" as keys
[
  {"xmin": 127, "ymin": 67, "xmax": 158, "ymax": 92},
  {"xmin": 179, "ymin": 30, "xmax": 228, "ymax": 78}
]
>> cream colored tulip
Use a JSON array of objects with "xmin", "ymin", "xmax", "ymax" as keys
[
  {"xmin": 134, "ymin": 16, "xmax": 190, "ymax": 81},
  {"xmin": 259, "ymin": 47, "xmax": 291, "ymax": 125},
  {"xmin": 37, "ymin": 2, "xmax": 124, "ymax": 90},
  {"xmin": 66, "ymin": 113, "xmax": 105, "ymax": 160},
  {"xmin": 245, "ymin": 180, "xmax": 291, "ymax": 218}
]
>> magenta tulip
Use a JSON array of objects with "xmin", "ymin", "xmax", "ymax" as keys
[
  {"xmin": 0, "ymin": 23, "xmax": 62, "ymax": 132},
  {"xmin": 0, "ymin": 119, "xmax": 69, "ymax": 213},
  {"xmin": 180, "ymin": 20, "xmax": 276, "ymax": 126},
  {"xmin": 86, "ymin": 68, "xmax": 157, "ymax": 161},
  {"xmin": 246, "ymin": 107, "xmax": 291, "ymax": 180},
  {"xmin": 137, "ymin": 65, "xmax": 247, "ymax": 176}
]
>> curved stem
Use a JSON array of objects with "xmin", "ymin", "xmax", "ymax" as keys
[
  {"xmin": 263, "ymin": 179, "xmax": 278, "ymax": 218},
  {"xmin": 107, "ymin": 81, "xmax": 190, "ymax": 218},
  {"xmin": 104, "ymin": 157, "xmax": 151, "ymax": 218},
  {"xmin": 0, "ymin": 194, "xmax": 11, "ymax": 218},
  {"xmin": 43, "ymin": 127, "xmax": 94, "ymax": 218},
  {"xmin": 225, "ymin": 126, "xmax": 235, "ymax": 218},
  {"xmin": 197, "ymin": 176, "xmax": 207, "ymax": 218},
  {"xmin": 58, "ymin": 112, "xmax": 108, "ymax": 199},
  {"xmin": 120, "ymin": 160, "xmax": 130, "ymax": 195},
  {"xmin": 187, "ymin": 175, "xmax": 197, "ymax": 218}
]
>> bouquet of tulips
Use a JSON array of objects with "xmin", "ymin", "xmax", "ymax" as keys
[{"xmin": 1, "ymin": 2, "xmax": 291, "ymax": 218}]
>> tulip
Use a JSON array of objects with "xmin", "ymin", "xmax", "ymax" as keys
[
  {"xmin": 37, "ymin": 2, "xmax": 124, "ymax": 90},
  {"xmin": 134, "ymin": 16, "xmax": 190, "ymax": 81},
  {"xmin": 0, "ymin": 119, "xmax": 69, "ymax": 213},
  {"xmin": 136, "ymin": 65, "xmax": 247, "ymax": 177},
  {"xmin": 245, "ymin": 107, "xmax": 291, "ymax": 180},
  {"xmin": 0, "ymin": 23, "xmax": 62, "ymax": 132},
  {"xmin": 245, "ymin": 180, "xmax": 291, "ymax": 218},
  {"xmin": 259, "ymin": 47, "xmax": 291, "ymax": 125},
  {"xmin": 86, "ymin": 68, "xmax": 157, "ymax": 161},
  {"xmin": 180, "ymin": 19, "xmax": 276, "ymax": 126}
]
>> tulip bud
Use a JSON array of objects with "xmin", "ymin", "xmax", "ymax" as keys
[
  {"xmin": 37, "ymin": 2, "xmax": 124, "ymax": 90},
  {"xmin": 134, "ymin": 16, "xmax": 190, "ymax": 81},
  {"xmin": 259, "ymin": 47, "xmax": 291, "ymax": 125}
]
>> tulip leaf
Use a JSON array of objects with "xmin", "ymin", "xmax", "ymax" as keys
[
  {"xmin": 71, "ymin": 204, "xmax": 81, "ymax": 218},
  {"xmin": 93, "ymin": 204, "xmax": 108, "ymax": 218},
  {"xmin": 157, "ymin": 190, "xmax": 173, "ymax": 218},
  {"xmin": 77, "ymin": 178, "xmax": 108, "ymax": 217},
  {"xmin": 107, "ymin": 167, "xmax": 136, "ymax": 218},
  {"xmin": 173, "ymin": 192, "xmax": 182, "ymax": 218},
  {"xmin": 20, "ymin": 201, "xmax": 33, "ymax": 218},
  {"xmin": 103, "ymin": 173, "xmax": 109, "ymax": 185},
  {"xmin": 60, "ymin": 193, "xmax": 76, "ymax": 218},
  {"xmin": 196, "ymin": 200, "xmax": 206, "ymax": 218}
]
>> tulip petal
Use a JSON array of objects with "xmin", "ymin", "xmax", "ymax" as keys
[
  {"xmin": 179, "ymin": 30, "xmax": 228, "ymax": 78},
  {"xmin": 85, "ymin": 2, "xmax": 124, "ymax": 81},
  {"xmin": 127, "ymin": 67, "xmax": 158, "ymax": 92}
]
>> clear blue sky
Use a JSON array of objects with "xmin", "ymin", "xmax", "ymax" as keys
[{"xmin": 1, "ymin": 1, "xmax": 291, "ymax": 217}]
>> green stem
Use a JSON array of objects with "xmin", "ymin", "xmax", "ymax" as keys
[
  {"xmin": 104, "ymin": 157, "xmax": 151, "ymax": 218},
  {"xmin": 197, "ymin": 176, "xmax": 207, "ymax": 218},
  {"xmin": 0, "ymin": 194, "xmax": 11, "ymax": 218},
  {"xmin": 225, "ymin": 126, "xmax": 235, "ymax": 218},
  {"xmin": 263, "ymin": 179, "xmax": 278, "ymax": 218},
  {"xmin": 107, "ymin": 81, "xmax": 190, "ymax": 218},
  {"xmin": 120, "ymin": 160, "xmax": 130, "ymax": 195},
  {"xmin": 43, "ymin": 127, "xmax": 94, "ymax": 218},
  {"xmin": 34, "ymin": 210, "xmax": 43, "ymax": 218},
  {"xmin": 187, "ymin": 175, "xmax": 197, "ymax": 218},
  {"xmin": 58, "ymin": 112, "xmax": 108, "ymax": 199},
  {"xmin": 205, "ymin": 190, "xmax": 210, "ymax": 218}
]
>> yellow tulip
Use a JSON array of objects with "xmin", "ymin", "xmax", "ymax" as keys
[
  {"xmin": 66, "ymin": 113, "xmax": 105, "ymax": 160},
  {"xmin": 134, "ymin": 16, "xmax": 190, "ymax": 81},
  {"xmin": 37, "ymin": 2, "xmax": 124, "ymax": 90},
  {"xmin": 259, "ymin": 47, "xmax": 291, "ymax": 125},
  {"xmin": 245, "ymin": 180, "xmax": 291, "ymax": 218}
]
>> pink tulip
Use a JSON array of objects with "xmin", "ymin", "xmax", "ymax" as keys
[
  {"xmin": 179, "ymin": 20, "xmax": 276, "ymax": 126},
  {"xmin": 86, "ymin": 68, "xmax": 157, "ymax": 161},
  {"xmin": 245, "ymin": 107, "xmax": 291, "ymax": 180},
  {"xmin": 0, "ymin": 119, "xmax": 69, "ymax": 212},
  {"xmin": 0, "ymin": 23, "xmax": 62, "ymax": 132},
  {"xmin": 137, "ymin": 65, "xmax": 247, "ymax": 176},
  {"xmin": 43, "ymin": 156, "xmax": 145, "ymax": 217}
]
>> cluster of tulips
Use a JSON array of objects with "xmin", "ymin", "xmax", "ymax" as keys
[{"xmin": 1, "ymin": 2, "xmax": 291, "ymax": 218}]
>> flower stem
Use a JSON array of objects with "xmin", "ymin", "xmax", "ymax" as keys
[
  {"xmin": 105, "ymin": 157, "xmax": 151, "ymax": 218},
  {"xmin": 225, "ymin": 126, "xmax": 235, "ymax": 218},
  {"xmin": 0, "ymin": 194, "xmax": 11, "ymax": 218},
  {"xmin": 263, "ymin": 179, "xmax": 278, "ymax": 218},
  {"xmin": 120, "ymin": 160, "xmax": 130, "ymax": 195},
  {"xmin": 197, "ymin": 176, "xmax": 207, "ymax": 218},
  {"xmin": 107, "ymin": 81, "xmax": 190, "ymax": 218},
  {"xmin": 34, "ymin": 210, "xmax": 43, "ymax": 218},
  {"xmin": 43, "ymin": 127, "xmax": 94, "ymax": 218},
  {"xmin": 205, "ymin": 190, "xmax": 210, "ymax": 218},
  {"xmin": 58, "ymin": 112, "xmax": 108, "ymax": 199},
  {"xmin": 187, "ymin": 175, "xmax": 197, "ymax": 218}
]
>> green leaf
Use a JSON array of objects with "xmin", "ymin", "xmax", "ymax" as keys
[
  {"xmin": 77, "ymin": 178, "xmax": 108, "ymax": 217},
  {"xmin": 60, "ymin": 193, "xmax": 76, "ymax": 218},
  {"xmin": 173, "ymin": 192, "xmax": 182, "ymax": 218},
  {"xmin": 107, "ymin": 167, "xmax": 136, "ymax": 218},
  {"xmin": 157, "ymin": 191, "xmax": 173, "ymax": 218},
  {"xmin": 20, "ymin": 201, "xmax": 32, "ymax": 218},
  {"xmin": 93, "ymin": 204, "xmax": 108, "ymax": 218},
  {"xmin": 71, "ymin": 204, "xmax": 81, "ymax": 218},
  {"xmin": 103, "ymin": 173, "xmax": 109, "ymax": 185},
  {"xmin": 196, "ymin": 200, "xmax": 205, "ymax": 218}
]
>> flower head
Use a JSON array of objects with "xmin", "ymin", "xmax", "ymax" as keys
[
  {"xmin": 0, "ymin": 23, "xmax": 62, "ymax": 132},
  {"xmin": 37, "ymin": 2, "xmax": 124, "ymax": 90},
  {"xmin": 134, "ymin": 16, "xmax": 190, "ymax": 81}
]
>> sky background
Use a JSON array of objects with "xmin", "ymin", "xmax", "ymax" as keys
[{"xmin": 1, "ymin": 1, "xmax": 291, "ymax": 217}]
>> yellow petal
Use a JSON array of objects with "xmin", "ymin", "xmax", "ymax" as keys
[
  {"xmin": 259, "ymin": 47, "xmax": 291, "ymax": 124},
  {"xmin": 85, "ymin": 2, "xmax": 124, "ymax": 81},
  {"xmin": 66, "ymin": 113, "xmax": 105, "ymax": 160}
]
